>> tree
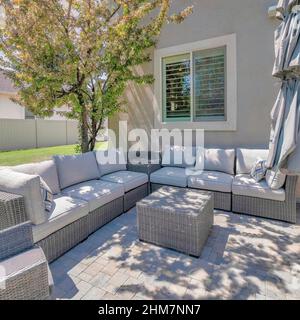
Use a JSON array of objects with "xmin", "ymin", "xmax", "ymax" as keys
[{"xmin": 0, "ymin": 0, "xmax": 192, "ymax": 152}]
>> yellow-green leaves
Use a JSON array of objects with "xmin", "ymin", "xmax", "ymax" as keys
[{"xmin": 0, "ymin": 0, "xmax": 192, "ymax": 151}]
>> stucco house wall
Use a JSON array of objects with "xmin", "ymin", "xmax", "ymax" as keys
[
  {"xmin": 0, "ymin": 72, "xmax": 25, "ymax": 119},
  {"xmin": 110, "ymin": 0, "xmax": 279, "ymax": 149},
  {"xmin": 0, "ymin": 72, "xmax": 70, "ymax": 120},
  {"xmin": 109, "ymin": 0, "xmax": 300, "ymax": 198}
]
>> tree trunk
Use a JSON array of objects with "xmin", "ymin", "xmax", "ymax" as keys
[
  {"xmin": 89, "ymin": 116, "xmax": 97, "ymax": 152},
  {"xmin": 89, "ymin": 135, "xmax": 97, "ymax": 151},
  {"xmin": 89, "ymin": 118, "xmax": 103, "ymax": 151},
  {"xmin": 80, "ymin": 106, "xmax": 89, "ymax": 153},
  {"xmin": 76, "ymin": 91, "xmax": 89, "ymax": 153}
]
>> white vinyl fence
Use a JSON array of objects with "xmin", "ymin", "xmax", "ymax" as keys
[{"xmin": 0, "ymin": 119, "xmax": 79, "ymax": 151}]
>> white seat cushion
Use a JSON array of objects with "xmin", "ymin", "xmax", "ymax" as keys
[
  {"xmin": 32, "ymin": 195, "xmax": 89, "ymax": 243},
  {"xmin": 100, "ymin": 171, "xmax": 148, "ymax": 192},
  {"xmin": 188, "ymin": 171, "xmax": 233, "ymax": 193},
  {"xmin": 232, "ymin": 174, "xmax": 285, "ymax": 202},
  {"xmin": 62, "ymin": 180, "xmax": 124, "ymax": 211},
  {"xmin": 150, "ymin": 167, "xmax": 188, "ymax": 187}
]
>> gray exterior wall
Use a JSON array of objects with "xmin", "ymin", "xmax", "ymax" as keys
[
  {"xmin": 109, "ymin": 0, "xmax": 300, "ymax": 199},
  {"xmin": 110, "ymin": 0, "xmax": 278, "ymax": 149}
]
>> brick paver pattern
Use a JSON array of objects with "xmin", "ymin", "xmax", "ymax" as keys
[{"xmin": 50, "ymin": 206, "xmax": 300, "ymax": 300}]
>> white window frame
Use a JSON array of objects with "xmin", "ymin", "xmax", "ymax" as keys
[{"xmin": 153, "ymin": 34, "xmax": 237, "ymax": 131}]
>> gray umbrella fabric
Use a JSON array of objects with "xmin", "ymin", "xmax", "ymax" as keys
[
  {"xmin": 267, "ymin": 0, "xmax": 300, "ymax": 175},
  {"xmin": 267, "ymin": 79, "xmax": 300, "ymax": 171},
  {"xmin": 273, "ymin": 12, "xmax": 300, "ymax": 78}
]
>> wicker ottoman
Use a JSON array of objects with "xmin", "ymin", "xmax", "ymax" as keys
[{"xmin": 136, "ymin": 186, "xmax": 214, "ymax": 257}]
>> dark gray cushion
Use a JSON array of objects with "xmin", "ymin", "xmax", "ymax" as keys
[{"xmin": 54, "ymin": 152, "xmax": 100, "ymax": 189}]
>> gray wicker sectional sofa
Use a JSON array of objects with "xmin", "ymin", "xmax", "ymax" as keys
[
  {"xmin": 0, "ymin": 146, "xmax": 298, "ymax": 267},
  {"xmin": 0, "ymin": 150, "xmax": 148, "ymax": 262},
  {"xmin": 149, "ymin": 147, "xmax": 298, "ymax": 224}
]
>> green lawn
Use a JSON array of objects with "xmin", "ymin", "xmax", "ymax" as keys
[{"xmin": 0, "ymin": 142, "xmax": 107, "ymax": 166}]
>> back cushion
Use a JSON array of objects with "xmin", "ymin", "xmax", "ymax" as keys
[
  {"xmin": 127, "ymin": 151, "xmax": 161, "ymax": 165},
  {"xmin": 204, "ymin": 148, "xmax": 235, "ymax": 175},
  {"xmin": 162, "ymin": 145, "xmax": 196, "ymax": 168},
  {"xmin": 54, "ymin": 152, "xmax": 99, "ymax": 189},
  {"xmin": 95, "ymin": 149, "xmax": 127, "ymax": 176},
  {"xmin": 12, "ymin": 160, "xmax": 60, "ymax": 194},
  {"xmin": 236, "ymin": 148, "xmax": 269, "ymax": 174},
  {"xmin": 0, "ymin": 169, "xmax": 46, "ymax": 225}
]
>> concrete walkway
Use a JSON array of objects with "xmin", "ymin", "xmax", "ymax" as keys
[{"xmin": 50, "ymin": 206, "xmax": 300, "ymax": 300}]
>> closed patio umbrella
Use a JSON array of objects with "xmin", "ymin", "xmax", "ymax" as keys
[
  {"xmin": 273, "ymin": 12, "xmax": 300, "ymax": 78},
  {"xmin": 267, "ymin": 79, "xmax": 300, "ymax": 171},
  {"xmin": 267, "ymin": 0, "xmax": 300, "ymax": 174},
  {"xmin": 276, "ymin": 0, "xmax": 298, "ymax": 20}
]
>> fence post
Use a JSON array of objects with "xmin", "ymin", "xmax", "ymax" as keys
[
  {"xmin": 35, "ymin": 119, "xmax": 38, "ymax": 148},
  {"xmin": 65, "ymin": 120, "xmax": 67, "ymax": 145}
]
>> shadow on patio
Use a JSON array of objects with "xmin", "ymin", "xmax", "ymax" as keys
[{"xmin": 49, "ymin": 205, "xmax": 300, "ymax": 300}]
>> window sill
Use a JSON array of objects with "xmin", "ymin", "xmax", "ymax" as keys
[{"xmin": 155, "ymin": 119, "xmax": 237, "ymax": 131}]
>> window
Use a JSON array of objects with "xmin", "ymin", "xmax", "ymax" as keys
[
  {"xmin": 162, "ymin": 47, "xmax": 226, "ymax": 122},
  {"xmin": 154, "ymin": 34, "xmax": 237, "ymax": 131}
]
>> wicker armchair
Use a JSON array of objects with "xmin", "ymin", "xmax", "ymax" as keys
[{"xmin": 0, "ymin": 221, "xmax": 53, "ymax": 300}]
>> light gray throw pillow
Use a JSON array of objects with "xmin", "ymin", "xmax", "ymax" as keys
[
  {"xmin": 0, "ymin": 169, "xmax": 46, "ymax": 225},
  {"xmin": 265, "ymin": 169, "xmax": 286, "ymax": 190},
  {"xmin": 204, "ymin": 148, "xmax": 235, "ymax": 175},
  {"xmin": 54, "ymin": 152, "xmax": 100, "ymax": 189}
]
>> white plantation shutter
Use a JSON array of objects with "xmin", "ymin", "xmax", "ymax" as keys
[
  {"xmin": 161, "ymin": 47, "xmax": 226, "ymax": 122},
  {"xmin": 162, "ymin": 54, "xmax": 191, "ymax": 121},
  {"xmin": 193, "ymin": 47, "xmax": 226, "ymax": 120}
]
